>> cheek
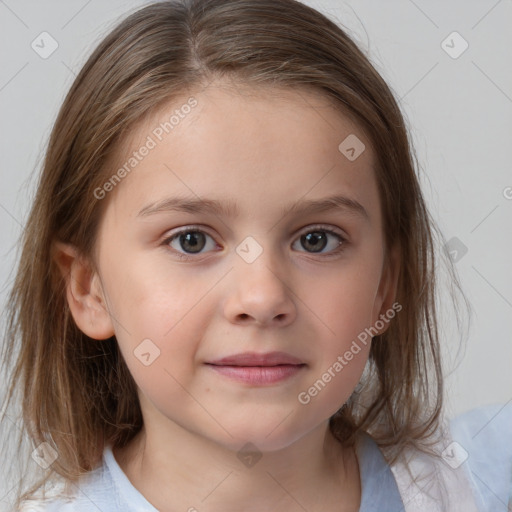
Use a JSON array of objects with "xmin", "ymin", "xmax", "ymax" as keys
[
  {"xmin": 112, "ymin": 296, "xmax": 205, "ymax": 418},
  {"xmin": 297, "ymin": 341, "xmax": 370, "ymax": 421},
  {"xmin": 102, "ymin": 248, "xmax": 202, "ymax": 335},
  {"xmin": 100, "ymin": 258, "xmax": 210, "ymax": 386},
  {"xmin": 311, "ymin": 268, "xmax": 381, "ymax": 341},
  {"xmin": 300, "ymin": 259, "xmax": 380, "ymax": 399}
]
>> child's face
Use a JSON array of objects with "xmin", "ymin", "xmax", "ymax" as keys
[{"xmin": 85, "ymin": 81, "xmax": 397, "ymax": 451}]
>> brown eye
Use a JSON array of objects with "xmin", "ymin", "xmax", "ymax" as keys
[
  {"xmin": 163, "ymin": 228, "xmax": 217, "ymax": 259},
  {"xmin": 293, "ymin": 227, "xmax": 345, "ymax": 255},
  {"xmin": 176, "ymin": 231, "xmax": 206, "ymax": 254},
  {"xmin": 300, "ymin": 231, "xmax": 328, "ymax": 253}
]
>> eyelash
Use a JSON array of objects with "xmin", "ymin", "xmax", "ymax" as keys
[{"xmin": 161, "ymin": 224, "xmax": 348, "ymax": 261}]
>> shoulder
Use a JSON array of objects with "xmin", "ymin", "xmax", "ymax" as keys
[
  {"xmin": 19, "ymin": 498, "xmax": 73, "ymax": 512},
  {"xmin": 17, "ymin": 481, "xmax": 76, "ymax": 512},
  {"xmin": 450, "ymin": 401, "xmax": 512, "ymax": 450},
  {"xmin": 18, "ymin": 444, "xmax": 158, "ymax": 512},
  {"xmin": 17, "ymin": 462, "xmax": 114, "ymax": 512},
  {"xmin": 380, "ymin": 427, "xmax": 484, "ymax": 511},
  {"xmin": 449, "ymin": 402, "xmax": 512, "ymax": 512}
]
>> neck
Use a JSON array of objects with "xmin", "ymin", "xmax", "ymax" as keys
[{"xmin": 114, "ymin": 420, "xmax": 361, "ymax": 512}]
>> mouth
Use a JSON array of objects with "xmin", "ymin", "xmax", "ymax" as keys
[{"xmin": 205, "ymin": 351, "xmax": 306, "ymax": 385}]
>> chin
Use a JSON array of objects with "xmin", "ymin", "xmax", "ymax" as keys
[{"xmin": 210, "ymin": 420, "xmax": 310, "ymax": 454}]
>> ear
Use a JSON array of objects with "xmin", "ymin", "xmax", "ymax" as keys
[
  {"xmin": 372, "ymin": 243, "xmax": 401, "ymax": 335},
  {"xmin": 52, "ymin": 241, "xmax": 115, "ymax": 340}
]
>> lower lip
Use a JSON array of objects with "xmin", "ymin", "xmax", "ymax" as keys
[{"xmin": 206, "ymin": 364, "xmax": 305, "ymax": 385}]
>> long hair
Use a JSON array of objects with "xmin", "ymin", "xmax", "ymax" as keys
[{"xmin": 1, "ymin": 0, "xmax": 470, "ymax": 507}]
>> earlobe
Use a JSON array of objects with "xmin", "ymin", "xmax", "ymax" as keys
[{"xmin": 52, "ymin": 241, "xmax": 115, "ymax": 340}]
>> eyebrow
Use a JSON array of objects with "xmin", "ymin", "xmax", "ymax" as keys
[{"xmin": 137, "ymin": 194, "xmax": 369, "ymax": 222}]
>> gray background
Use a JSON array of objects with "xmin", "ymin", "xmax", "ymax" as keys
[{"xmin": 1, "ymin": 0, "xmax": 511, "ymax": 507}]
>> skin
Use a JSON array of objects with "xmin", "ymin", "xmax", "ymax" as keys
[{"xmin": 55, "ymin": 79, "xmax": 399, "ymax": 512}]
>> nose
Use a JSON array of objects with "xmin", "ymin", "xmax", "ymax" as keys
[{"xmin": 223, "ymin": 253, "xmax": 297, "ymax": 327}]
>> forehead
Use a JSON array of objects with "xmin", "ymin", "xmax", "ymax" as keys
[
  {"xmin": 116, "ymin": 79, "xmax": 372, "ymax": 164},
  {"xmin": 101, "ymin": 80, "xmax": 379, "ymax": 224}
]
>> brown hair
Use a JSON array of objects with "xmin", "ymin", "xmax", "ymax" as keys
[{"xmin": 1, "ymin": 0, "xmax": 469, "ymax": 507}]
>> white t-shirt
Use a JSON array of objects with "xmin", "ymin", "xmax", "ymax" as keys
[{"xmin": 18, "ymin": 404, "xmax": 512, "ymax": 512}]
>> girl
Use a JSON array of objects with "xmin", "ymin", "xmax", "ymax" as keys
[{"xmin": 0, "ymin": 0, "xmax": 497, "ymax": 510}]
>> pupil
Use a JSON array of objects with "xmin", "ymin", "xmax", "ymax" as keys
[
  {"xmin": 181, "ymin": 232, "xmax": 204, "ymax": 253},
  {"xmin": 303, "ymin": 232, "xmax": 326, "ymax": 252}
]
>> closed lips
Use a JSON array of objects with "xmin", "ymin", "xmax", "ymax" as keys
[{"xmin": 206, "ymin": 351, "xmax": 305, "ymax": 367}]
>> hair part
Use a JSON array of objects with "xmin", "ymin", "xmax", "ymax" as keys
[{"xmin": 1, "ymin": 0, "xmax": 470, "ymax": 507}]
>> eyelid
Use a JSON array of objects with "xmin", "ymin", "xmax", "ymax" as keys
[
  {"xmin": 162, "ymin": 223, "xmax": 347, "ymax": 242},
  {"xmin": 296, "ymin": 223, "xmax": 347, "ymax": 238},
  {"xmin": 161, "ymin": 224, "xmax": 218, "ymax": 246},
  {"xmin": 164, "ymin": 224, "xmax": 213, "ymax": 235}
]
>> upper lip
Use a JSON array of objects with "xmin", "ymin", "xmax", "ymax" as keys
[{"xmin": 206, "ymin": 351, "xmax": 305, "ymax": 366}]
